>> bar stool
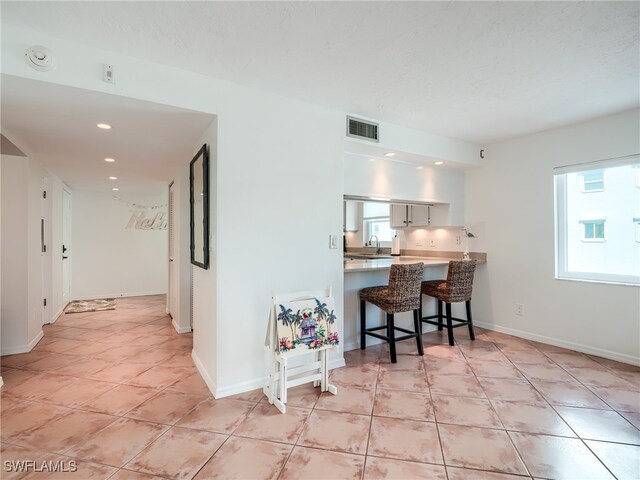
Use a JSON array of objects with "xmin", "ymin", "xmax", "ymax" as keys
[
  {"xmin": 360, "ymin": 263, "xmax": 425, "ymax": 363},
  {"xmin": 420, "ymin": 259, "xmax": 477, "ymax": 346}
]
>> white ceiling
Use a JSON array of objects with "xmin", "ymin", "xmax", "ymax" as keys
[
  {"xmin": 1, "ymin": 75, "xmax": 214, "ymax": 194},
  {"xmin": 2, "ymin": 1, "xmax": 638, "ymax": 143}
]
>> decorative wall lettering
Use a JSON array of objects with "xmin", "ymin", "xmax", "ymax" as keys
[
  {"xmin": 113, "ymin": 195, "xmax": 168, "ymax": 231},
  {"xmin": 126, "ymin": 211, "xmax": 167, "ymax": 230}
]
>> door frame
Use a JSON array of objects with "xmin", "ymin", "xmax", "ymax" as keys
[{"xmin": 62, "ymin": 185, "xmax": 72, "ymax": 305}]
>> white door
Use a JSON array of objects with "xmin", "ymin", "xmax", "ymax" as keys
[
  {"xmin": 167, "ymin": 182, "xmax": 176, "ymax": 317},
  {"xmin": 41, "ymin": 176, "xmax": 51, "ymax": 324},
  {"xmin": 62, "ymin": 187, "xmax": 72, "ymax": 305}
]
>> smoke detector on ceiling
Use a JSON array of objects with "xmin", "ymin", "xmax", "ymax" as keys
[{"xmin": 25, "ymin": 45, "xmax": 55, "ymax": 72}]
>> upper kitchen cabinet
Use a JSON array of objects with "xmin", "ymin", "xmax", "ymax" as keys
[
  {"xmin": 391, "ymin": 204, "xmax": 430, "ymax": 228},
  {"xmin": 344, "ymin": 200, "xmax": 361, "ymax": 232},
  {"xmin": 390, "ymin": 203, "xmax": 461, "ymax": 228}
]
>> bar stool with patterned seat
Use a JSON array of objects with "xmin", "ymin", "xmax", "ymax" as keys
[
  {"xmin": 360, "ymin": 263, "xmax": 425, "ymax": 363},
  {"xmin": 421, "ymin": 259, "xmax": 477, "ymax": 346}
]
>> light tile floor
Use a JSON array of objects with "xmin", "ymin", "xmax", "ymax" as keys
[{"xmin": 1, "ymin": 295, "xmax": 639, "ymax": 479}]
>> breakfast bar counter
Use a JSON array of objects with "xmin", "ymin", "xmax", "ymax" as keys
[{"xmin": 343, "ymin": 255, "xmax": 484, "ymax": 352}]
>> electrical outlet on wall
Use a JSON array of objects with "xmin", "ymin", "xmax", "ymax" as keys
[
  {"xmin": 515, "ymin": 304, "xmax": 524, "ymax": 316},
  {"xmin": 455, "ymin": 235, "xmax": 461, "ymax": 246},
  {"xmin": 416, "ymin": 239, "xmax": 423, "ymax": 247},
  {"xmin": 429, "ymin": 239, "xmax": 436, "ymax": 248}
]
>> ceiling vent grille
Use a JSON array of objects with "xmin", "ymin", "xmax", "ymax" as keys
[{"xmin": 347, "ymin": 116, "xmax": 379, "ymax": 142}]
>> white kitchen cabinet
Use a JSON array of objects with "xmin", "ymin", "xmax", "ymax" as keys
[
  {"xmin": 390, "ymin": 203, "xmax": 459, "ymax": 228},
  {"xmin": 428, "ymin": 204, "xmax": 450, "ymax": 227},
  {"xmin": 391, "ymin": 204, "xmax": 431, "ymax": 228},
  {"xmin": 344, "ymin": 200, "xmax": 360, "ymax": 232}
]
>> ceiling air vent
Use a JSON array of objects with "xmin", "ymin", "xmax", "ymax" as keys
[{"xmin": 347, "ymin": 116, "xmax": 379, "ymax": 142}]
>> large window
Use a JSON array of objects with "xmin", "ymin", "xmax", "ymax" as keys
[{"xmin": 554, "ymin": 155, "xmax": 640, "ymax": 285}]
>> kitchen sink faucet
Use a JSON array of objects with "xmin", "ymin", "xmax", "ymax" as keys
[{"xmin": 367, "ymin": 235, "xmax": 381, "ymax": 254}]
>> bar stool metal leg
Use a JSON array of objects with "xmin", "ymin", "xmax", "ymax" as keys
[
  {"xmin": 445, "ymin": 302, "xmax": 454, "ymax": 346},
  {"xmin": 413, "ymin": 309, "xmax": 424, "ymax": 355},
  {"xmin": 360, "ymin": 299, "xmax": 366, "ymax": 350},
  {"xmin": 466, "ymin": 300, "xmax": 475, "ymax": 340},
  {"xmin": 387, "ymin": 313, "xmax": 397, "ymax": 363},
  {"xmin": 437, "ymin": 300, "xmax": 443, "ymax": 331}
]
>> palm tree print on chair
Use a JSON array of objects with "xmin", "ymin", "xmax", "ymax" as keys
[{"xmin": 276, "ymin": 297, "xmax": 339, "ymax": 352}]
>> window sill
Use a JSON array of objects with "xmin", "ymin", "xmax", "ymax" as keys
[{"xmin": 556, "ymin": 276, "xmax": 639, "ymax": 287}]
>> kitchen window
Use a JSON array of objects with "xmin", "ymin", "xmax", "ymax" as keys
[
  {"xmin": 363, "ymin": 202, "xmax": 395, "ymax": 244},
  {"xmin": 554, "ymin": 155, "xmax": 640, "ymax": 285}
]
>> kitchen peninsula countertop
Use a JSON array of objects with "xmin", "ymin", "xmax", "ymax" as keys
[
  {"xmin": 345, "ymin": 256, "xmax": 450, "ymax": 272},
  {"xmin": 344, "ymin": 255, "xmax": 486, "ymax": 272}
]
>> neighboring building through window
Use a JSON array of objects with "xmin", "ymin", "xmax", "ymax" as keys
[
  {"xmin": 580, "ymin": 219, "xmax": 605, "ymax": 242},
  {"xmin": 580, "ymin": 170, "xmax": 605, "ymax": 192},
  {"xmin": 555, "ymin": 155, "xmax": 640, "ymax": 285}
]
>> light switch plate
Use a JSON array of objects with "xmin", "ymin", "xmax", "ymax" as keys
[{"xmin": 329, "ymin": 234, "xmax": 338, "ymax": 249}]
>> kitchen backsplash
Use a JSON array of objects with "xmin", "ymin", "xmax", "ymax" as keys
[{"xmin": 346, "ymin": 225, "xmax": 485, "ymax": 253}]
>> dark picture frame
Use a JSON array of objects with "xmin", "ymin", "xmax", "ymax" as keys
[{"xmin": 190, "ymin": 144, "xmax": 209, "ymax": 269}]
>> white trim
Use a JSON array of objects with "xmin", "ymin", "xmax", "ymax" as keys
[
  {"xmin": 72, "ymin": 291, "xmax": 166, "ymax": 301},
  {"xmin": 0, "ymin": 330, "xmax": 44, "ymax": 356},
  {"xmin": 475, "ymin": 321, "xmax": 640, "ymax": 367},
  {"xmin": 554, "ymin": 153, "xmax": 640, "ymax": 174},
  {"xmin": 172, "ymin": 318, "xmax": 191, "ymax": 334},
  {"xmin": 0, "ymin": 377, "xmax": 4, "ymax": 388},
  {"xmin": 213, "ymin": 356, "xmax": 346, "ymax": 399},
  {"xmin": 47, "ymin": 305, "xmax": 66, "ymax": 324},
  {"xmin": 191, "ymin": 349, "xmax": 216, "ymax": 397}
]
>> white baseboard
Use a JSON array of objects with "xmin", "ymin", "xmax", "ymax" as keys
[
  {"xmin": 191, "ymin": 349, "xmax": 216, "ymax": 397},
  {"xmin": 48, "ymin": 306, "xmax": 65, "ymax": 324},
  {"xmin": 475, "ymin": 321, "xmax": 640, "ymax": 367},
  {"xmin": 172, "ymin": 319, "xmax": 191, "ymax": 334},
  {"xmin": 0, "ymin": 376, "xmax": 3, "ymax": 388},
  {"xmin": 72, "ymin": 291, "xmax": 166, "ymax": 301},
  {"xmin": 0, "ymin": 330, "xmax": 44, "ymax": 356},
  {"xmin": 213, "ymin": 355, "xmax": 346, "ymax": 399}
]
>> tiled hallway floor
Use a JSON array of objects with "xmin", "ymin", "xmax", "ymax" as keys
[{"xmin": 1, "ymin": 295, "xmax": 639, "ymax": 479}]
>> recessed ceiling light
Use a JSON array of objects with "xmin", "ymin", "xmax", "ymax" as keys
[
  {"xmin": 416, "ymin": 166, "xmax": 424, "ymax": 170},
  {"xmin": 112, "ymin": 187, "xmax": 119, "ymax": 191},
  {"xmin": 434, "ymin": 161, "xmax": 444, "ymax": 165},
  {"xmin": 104, "ymin": 158, "xmax": 115, "ymax": 163},
  {"xmin": 97, "ymin": 123, "xmax": 112, "ymax": 130},
  {"xmin": 109, "ymin": 176, "xmax": 118, "ymax": 180},
  {"xmin": 384, "ymin": 152, "xmax": 395, "ymax": 157}
]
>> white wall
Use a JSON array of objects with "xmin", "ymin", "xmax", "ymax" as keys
[
  {"xmin": 0, "ymin": 153, "xmax": 60, "ymax": 354},
  {"xmin": 191, "ymin": 119, "xmax": 218, "ymax": 391},
  {"xmin": 466, "ymin": 109, "xmax": 640, "ymax": 364},
  {"xmin": 1, "ymin": 155, "xmax": 29, "ymax": 354},
  {"xmin": 71, "ymin": 189, "xmax": 167, "ymax": 300},
  {"xmin": 169, "ymin": 164, "xmax": 193, "ymax": 334}
]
